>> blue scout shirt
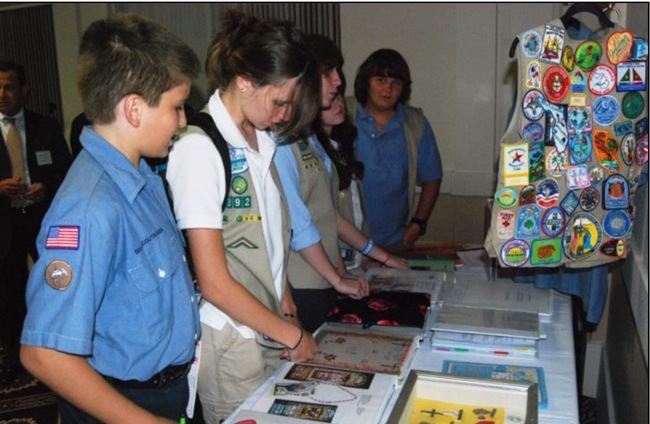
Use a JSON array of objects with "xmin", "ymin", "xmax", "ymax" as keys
[
  {"xmin": 274, "ymin": 135, "xmax": 333, "ymax": 251},
  {"xmin": 354, "ymin": 103, "xmax": 442, "ymax": 246},
  {"xmin": 21, "ymin": 127, "xmax": 200, "ymax": 381}
]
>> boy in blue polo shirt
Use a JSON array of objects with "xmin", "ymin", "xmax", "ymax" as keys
[{"xmin": 20, "ymin": 14, "xmax": 201, "ymax": 423}]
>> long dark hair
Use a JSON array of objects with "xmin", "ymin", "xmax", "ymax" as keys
[{"xmin": 353, "ymin": 48, "xmax": 412, "ymax": 107}]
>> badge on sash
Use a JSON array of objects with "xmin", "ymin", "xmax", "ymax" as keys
[
  {"xmin": 561, "ymin": 46, "xmax": 576, "ymax": 71},
  {"xmin": 543, "ymin": 66, "xmax": 570, "ymax": 103},
  {"xmin": 602, "ymin": 210, "xmax": 631, "ymax": 238},
  {"xmin": 636, "ymin": 135, "xmax": 648, "ymax": 166},
  {"xmin": 531, "ymin": 238, "xmax": 563, "ymax": 265},
  {"xmin": 575, "ymin": 40, "xmax": 602, "ymax": 71},
  {"xmin": 613, "ymin": 120, "xmax": 633, "ymax": 137},
  {"xmin": 568, "ymin": 106, "xmax": 592, "ymax": 133},
  {"xmin": 570, "ymin": 69, "xmax": 587, "ymax": 93},
  {"xmin": 541, "ymin": 206, "xmax": 566, "ymax": 237},
  {"xmin": 600, "ymin": 238, "xmax": 626, "ymax": 258},
  {"xmin": 497, "ymin": 210, "xmax": 516, "ymax": 240},
  {"xmin": 501, "ymin": 239, "xmax": 531, "ymax": 267},
  {"xmin": 588, "ymin": 165, "xmax": 607, "ymax": 186},
  {"xmin": 622, "ymin": 91, "xmax": 645, "ymax": 119},
  {"xmin": 541, "ymin": 99, "xmax": 568, "ymax": 152},
  {"xmin": 579, "ymin": 187, "xmax": 600, "ymax": 212},
  {"xmin": 522, "ymin": 122, "xmax": 544, "ymax": 142},
  {"xmin": 521, "ymin": 31, "xmax": 543, "ymax": 58},
  {"xmin": 631, "ymin": 37, "xmax": 648, "ymax": 61},
  {"xmin": 569, "ymin": 133, "xmax": 593, "ymax": 165},
  {"xmin": 516, "ymin": 205, "xmax": 541, "ymax": 238},
  {"xmin": 495, "ymin": 188, "xmax": 518, "ymax": 209},
  {"xmin": 546, "ymin": 148, "xmax": 568, "ymax": 177},
  {"xmin": 522, "ymin": 90, "xmax": 546, "ymax": 121},
  {"xmin": 566, "ymin": 165, "xmax": 591, "ymax": 190},
  {"xmin": 519, "ymin": 184, "xmax": 536, "ymax": 206},
  {"xmin": 616, "ymin": 62, "xmax": 647, "ymax": 91},
  {"xmin": 503, "ymin": 143, "xmax": 530, "ymax": 187},
  {"xmin": 593, "ymin": 96, "xmax": 620, "ymax": 127},
  {"xmin": 563, "ymin": 212, "xmax": 602, "ymax": 261},
  {"xmin": 593, "ymin": 130, "xmax": 620, "ymax": 174},
  {"xmin": 602, "ymin": 174, "xmax": 629, "ymax": 210},
  {"xmin": 560, "ymin": 191, "xmax": 580, "ymax": 216},
  {"xmin": 529, "ymin": 141, "xmax": 545, "ymax": 182},
  {"xmin": 620, "ymin": 133, "xmax": 636, "ymax": 166},
  {"xmin": 540, "ymin": 24, "xmax": 565, "ymax": 64},
  {"xmin": 526, "ymin": 60, "xmax": 542, "ymax": 88},
  {"xmin": 606, "ymin": 31, "xmax": 634, "ymax": 64},
  {"xmin": 229, "ymin": 148, "xmax": 249, "ymax": 175},
  {"xmin": 635, "ymin": 118, "xmax": 648, "ymax": 139},
  {"xmin": 588, "ymin": 65, "xmax": 616, "ymax": 96},
  {"xmin": 535, "ymin": 178, "xmax": 560, "ymax": 208}
]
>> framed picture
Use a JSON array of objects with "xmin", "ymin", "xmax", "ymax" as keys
[{"xmin": 387, "ymin": 370, "xmax": 538, "ymax": 424}]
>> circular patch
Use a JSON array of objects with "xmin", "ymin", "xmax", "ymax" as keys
[
  {"xmin": 535, "ymin": 178, "xmax": 560, "ymax": 208},
  {"xmin": 606, "ymin": 31, "xmax": 633, "ymax": 64},
  {"xmin": 636, "ymin": 135, "xmax": 648, "ymax": 166},
  {"xmin": 602, "ymin": 210, "xmax": 631, "ymax": 238},
  {"xmin": 546, "ymin": 148, "xmax": 568, "ymax": 177},
  {"xmin": 575, "ymin": 40, "xmax": 602, "ymax": 71},
  {"xmin": 525, "ymin": 61, "xmax": 542, "ymax": 89},
  {"xmin": 522, "ymin": 122, "xmax": 544, "ymax": 142},
  {"xmin": 45, "ymin": 260, "xmax": 73, "ymax": 290},
  {"xmin": 588, "ymin": 165, "xmax": 607, "ymax": 186},
  {"xmin": 500, "ymin": 239, "xmax": 531, "ymax": 268},
  {"xmin": 620, "ymin": 133, "xmax": 636, "ymax": 166},
  {"xmin": 522, "ymin": 90, "xmax": 545, "ymax": 121},
  {"xmin": 562, "ymin": 46, "xmax": 575, "ymax": 71},
  {"xmin": 521, "ymin": 30, "xmax": 543, "ymax": 58},
  {"xmin": 621, "ymin": 91, "xmax": 644, "ymax": 119},
  {"xmin": 568, "ymin": 133, "xmax": 592, "ymax": 165},
  {"xmin": 543, "ymin": 66, "xmax": 570, "ymax": 103},
  {"xmin": 541, "ymin": 207, "xmax": 566, "ymax": 237},
  {"xmin": 231, "ymin": 176, "xmax": 248, "ymax": 194},
  {"xmin": 579, "ymin": 187, "xmax": 600, "ymax": 212},
  {"xmin": 593, "ymin": 96, "xmax": 620, "ymax": 126},
  {"xmin": 229, "ymin": 148, "xmax": 249, "ymax": 175},
  {"xmin": 563, "ymin": 212, "xmax": 603, "ymax": 261},
  {"xmin": 495, "ymin": 187, "xmax": 518, "ymax": 209},
  {"xmin": 588, "ymin": 65, "xmax": 616, "ymax": 95}
]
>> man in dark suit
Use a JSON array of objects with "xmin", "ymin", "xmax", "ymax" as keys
[{"xmin": 0, "ymin": 61, "xmax": 72, "ymax": 383}]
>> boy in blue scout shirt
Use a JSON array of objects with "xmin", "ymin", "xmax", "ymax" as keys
[{"xmin": 19, "ymin": 14, "xmax": 201, "ymax": 423}]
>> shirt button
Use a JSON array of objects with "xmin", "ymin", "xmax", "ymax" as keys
[{"xmin": 158, "ymin": 269, "xmax": 166, "ymax": 278}]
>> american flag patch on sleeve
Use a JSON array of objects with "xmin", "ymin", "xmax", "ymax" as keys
[{"xmin": 45, "ymin": 226, "xmax": 80, "ymax": 250}]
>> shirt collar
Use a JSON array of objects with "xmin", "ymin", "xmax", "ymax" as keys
[
  {"xmin": 1, "ymin": 109, "xmax": 25, "ymax": 125},
  {"xmin": 357, "ymin": 102, "xmax": 406, "ymax": 125},
  {"xmin": 80, "ymin": 126, "xmax": 151, "ymax": 203}
]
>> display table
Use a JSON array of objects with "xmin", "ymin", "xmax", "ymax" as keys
[{"xmin": 224, "ymin": 288, "xmax": 579, "ymax": 424}]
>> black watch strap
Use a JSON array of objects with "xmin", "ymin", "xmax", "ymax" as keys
[{"xmin": 409, "ymin": 217, "xmax": 427, "ymax": 235}]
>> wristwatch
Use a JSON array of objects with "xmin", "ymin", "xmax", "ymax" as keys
[{"xmin": 409, "ymin": 217, "xmax": 427, "ymax": 236}]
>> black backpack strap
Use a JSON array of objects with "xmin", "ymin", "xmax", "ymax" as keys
[{"xmin": 186, "ymin": 111, "xmax": 231, "ymax": 212}]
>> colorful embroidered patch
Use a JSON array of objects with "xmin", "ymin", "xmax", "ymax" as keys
[
  {"xmin": 568, "ymin": 106, "xmax": 592, "ymax": 133},
  {"xmin": 588, "ymin": 65, "xmax": 616, "ymax": 96},
  {"xmin": 535, "ymin": 178, "xmax": 560, "ymax": 208},
  {"xmin": 543, "ymin": 65, "xmax": 570, "ymax": 103},
  {"xmin": 635, "ymin": 118, "xmax": 648, "ymax": 139},
  {"xmin": 606, "ymin": 31, "xmax": 633, "ymax": 64},
  {"xmin": 568, "ymin": 133, "xmax": 592, "ymax": 165},
  {"xmin": 235, "ymin": 214, "xmax": 262, "ymax": 223},
  {"xmin": 621, "ymin": 91, "xmax": 644, "ymax": 120},
  {"xmin": 560, "ymin": 191, "xmax": 580, "ymax": 216},
  {"xmin": 603, "ymin": 174, "xmax": 629, "ymax": 210},
  {"xmin": 566, "ymin": 165, "xmax": 591, "ymax": 190},
  {"xmin": 497, "ymin": 210, "xmax": 516, "ymax": 240},
  {"xmin": 636, "ymin": 135, "xmax": 648, "ymax": 166},
  {"xmin": 563, "ymin": 212, "xmax": 602, "ymax": 261},
  {"xmin": 602, "ymin": 210, "xmax": 631, "ymax": 238},
  {"xmin": 522, "ymin": 122, "xmax": 544, "ymax": 142},
  {"xmin": 631, "ymin": 37, "xmax": 648, "ymax": 61},
  {"xmin": 575, "ymin": 40, "xmax": 602, "ymax": 71},
  {"xmin": 620, "ymin": 133, "xmax": 636, "ymax": 166},
  {"xmin": 561, "ymin": 45, "xmax": 576, "ymax": 71},
  {"xmin": 229, "ymin": 148, "xmax": 249, "ymax": 175},
  {"xmin": 589, "ymin": 165, "xmax": 607, "ymax": 186},
  {"xmin": 593, "ymin": 130, "xmax": 620, "ymax": 174},
  {"xmin": 231, "ymin": 176, "xmax": 248, "ymax": 194},
  {"xmin": 227, "ymin": 237, "xmax": 259, "ymax": 249},
  {"xmin": 501, "ymin": 239, "xmax": 531, "ymax": 267},
  {"xmin": 570, "ymin": 69, "xmax": 587, "ymax": 93},
  {"xmin": 540, "ymin": 99, "xmax": 568, "ymax": 152},
  {"xmin": 541, "ymin": 206, "xmax": 566, "ymax": 237},
  {"xmin": 531, "ymin": 238, "xmax": 563, "ymax": 265},
  {"xmin": 546, "ymin": 148, "xmax": 568, "ymax": 177},
  {"xmin": 516, "ymin": 205, "xmax": 541, "ymax": 238},
  {"xmin": 297, "ymin": 140, "xmax": 315, "ymax": 162},
  {"xmin": 600, "ymin": 238, "xmax": 626, "ymax": 258},
  {"xmin": 503, "ymin": 143, "xmax": 530, "ymax": 187},
  {"xmin": 616, "ymin": 62, "xmax": 646, "ymax": 92},
  {"xmin": 519, "ymin": 184, "xmax": 536, "ymax": 206},
  {"xmin": 579, "ymin": 187, "xmax": 600, "ymax": 212},
  {"xmin": 540, "ymin": 24, "xmax": 564, "ymax": 64},
  {"xmin": 521, "ymin": 30, "xmax": 543, "ymax": 58},
  {"xmin": 593, "ymin": 96, "xmax": 620, "ymax": 126},
  {"xmin": 613, "ymin": 120, "xmax": 633, "ymax": 137},
  {"xmin": 45, "ymin": 226, "xmax": 80, "ymax": 250},
  {"xmin": 528, "ymin": 142, "xmax": 545, "ymax": 182},
  {"xmin": 522, "ymin": 90, "xmax": 546, "ymax": 121},
  {"xmin": 495, "ymin": 188, "xmax": 518, "ymax": 208},
  {"xmin": 526, "ymin": 60, "xmax": 542, "ymax": 88},
  {"xmin": 45, "ymin": 260, "xmax": 73, "ymax": 290}
]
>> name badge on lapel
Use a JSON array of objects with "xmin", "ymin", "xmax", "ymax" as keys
[{"xmin": 36, "ymin": 150, "xmax": 53, "ymax": 166}]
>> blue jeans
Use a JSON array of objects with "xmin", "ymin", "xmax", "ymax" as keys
[{"xmin": 58, "ymin": 376, "xmax": 188, "ymax": 423}]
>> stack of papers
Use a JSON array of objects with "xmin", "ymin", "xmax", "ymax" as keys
[{"xmin": 430, "ymin": 331, "xmax": 538, "ymax": 358}]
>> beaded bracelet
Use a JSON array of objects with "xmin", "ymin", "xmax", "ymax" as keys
[
  {"xmin": 361, "ymin": 239, "xmax": 374, "ymax": 256},
  {"xmin": 289, "ymin": 327, "xmax": 304, "ymax": 351}
]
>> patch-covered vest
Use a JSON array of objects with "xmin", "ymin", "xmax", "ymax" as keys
[
  {"xmin": 287, "ymin": 138, "xmax": 341, "ymax": 289},
  {"xmin": 485, "ymin": 19, "xmax": 648, "ymax": 268}
]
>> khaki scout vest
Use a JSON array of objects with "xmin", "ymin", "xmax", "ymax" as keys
[
  {"xmin": 287, "ymin": 137, "xmax": 341, "ymax": 289},
  {"xmin": 337, "ymin": 178, "xmax": 371, "ymax": 270},
  {"xmin": 485, "ymin": 19, "xmax": 648, "ymax": 268},
  {"xmin": 187, "ymin": 124, "xmax": 291, "ymax": 347},
  {"xmin": 346, "ymin": 97, "xmax": 425, "ymax": 222}
]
